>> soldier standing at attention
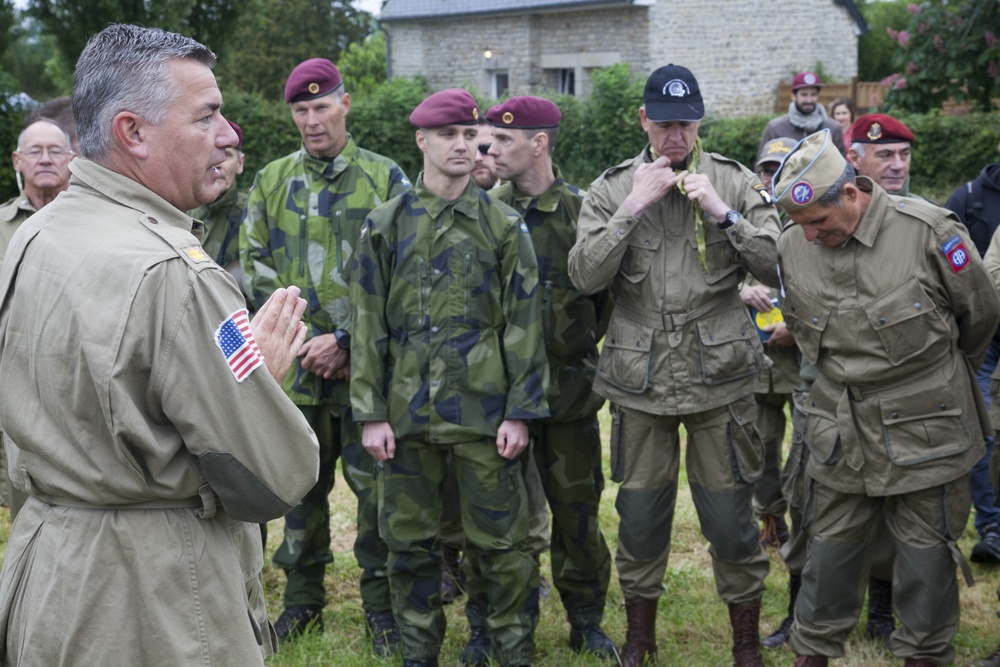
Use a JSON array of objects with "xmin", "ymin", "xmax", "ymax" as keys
[
  {"xmin": 773, "ymin": 130, "xmax": 1000, "ymax": 667},
  {"xmin": 458, "ymin": 95, "xmax": 615, "ymax": 663},
  {"xmin": 568, "ymin": 64, "xmax": 781, "ymax": 667},
  {"xmin": 350, "ymin": 88, "xmax": 549, "ymax": 667},
  {"xmin": 240, "ymin": 57, "xmax": 411, "ymax": 652},
  {"xmin": 0, "ymin": 24, "xmax": 319, "ymax": 665}
]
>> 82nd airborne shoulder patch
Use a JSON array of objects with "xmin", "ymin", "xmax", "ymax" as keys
[{"xmin": 942, "ymin": 234, "xmax": 970, "ymax": 273}]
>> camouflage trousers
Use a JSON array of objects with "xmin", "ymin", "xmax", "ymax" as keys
[
  {"xmin": 751, "ymin": 389, "xmax": 792, "ymax": 518},
  {"xmin": 273, "ymin": 403, "xmax": 390, "ymax": 613},
  {"xmin": 610, "ymin": 398, "xmax": 770, "ymax": 604},
  {"xmin": 378, "ymin": 437, "xmax": 539, "ymax": 666},
  {"xmin": 791, "ymin": 476, "xmax": 970, "ymax": 664}
]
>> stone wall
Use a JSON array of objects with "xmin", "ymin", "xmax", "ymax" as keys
[{"xmin": 383, "ymin": 0, "xmax": 859, "ymax": 117}]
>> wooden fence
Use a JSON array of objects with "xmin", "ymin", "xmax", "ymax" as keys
[{"xmin": 776, "ymin": 78, "xmax": 885, "ymax": 114}]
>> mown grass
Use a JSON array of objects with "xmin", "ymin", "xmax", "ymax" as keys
[{"xmin": 1, "ymin": 406, "xmax": 998, "ymax": 666}]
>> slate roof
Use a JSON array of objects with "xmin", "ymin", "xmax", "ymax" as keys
[{"xmin": 380, "ymin": 0, "xmax": 636, "ymax": 21}]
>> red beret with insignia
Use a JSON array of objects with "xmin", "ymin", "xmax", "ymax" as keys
[
  {"xmin": 848, "ymin": 113, "xmax": 915, "ymax": 144},
  {"xmin": 486, "ymin": 96, "xmax": 561, "ymax": 129},
  {"xmin": 791, "ymin": 72, "xmax": 823, "ymax": 91},
  {"xmin": 227, "ymin": 120, "xmax": 244, "ymax": 150},
  {"xmin": 409, "ymin": 88, "xmax": 480, "ymax": 128},
  {"xmin": 284, "ymin": 58, "xmax": 343, "ymax": 104}
]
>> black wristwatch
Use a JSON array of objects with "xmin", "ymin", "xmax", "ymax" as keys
[
  {"xmin": 334, "ymin": 329, "xmax": 351, "ymax": 350},
  {"xmin": 718, "ymin": 209, "xmax": 740, "ymax": 230}
]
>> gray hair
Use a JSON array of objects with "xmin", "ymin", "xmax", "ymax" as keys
[
  {"xmin": 816, "ymin": 163, "xmax": 857, "ymax": 207},
  {"xmin": 849, "ymin": 141, "xmax": 866, "ymax": 157},
  {"xmin": 73, "ymin": 24, "xmax": 216, "ymax": 162},
  {"xmin": 17, "ymin": 118, "xmax": 73, "ymax": 152}
]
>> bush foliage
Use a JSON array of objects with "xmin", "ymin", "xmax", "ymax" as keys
[{"xmin": 2, "ymin": 68, "xmax": 998, "ymax": 203}]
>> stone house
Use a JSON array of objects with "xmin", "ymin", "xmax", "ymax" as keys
[{"xmin": 379, "ymin": 0, "xmax": 868, "ymax": 118}]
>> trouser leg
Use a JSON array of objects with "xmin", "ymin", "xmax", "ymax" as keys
[
  {"xmin": 752, "ymin": 390, "xmax": 790, "ymax": 519},
  {"xmin": 274, "ymin": 404, "xmax": 338, "ymax": 609},
  {"xmin": 684, "ymin": 395, "xmax": 769, "ymax": 604},
  {"xmin": 379, "ymin": 439, "xmax": 447, "ymax": 661},
  {"xmin": 532, "ymin": 416, "xmax": 611, "ymax": 628}
]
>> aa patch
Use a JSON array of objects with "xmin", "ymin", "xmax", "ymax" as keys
[
  {"xmin": 753, "ymin": 183, "xmax": 774, "ymax": 207},
  {"xmin": 942, "ymin": 234, "xmax": 970, "ymax": 273},
  {"xmin": 790, "ymin": 181, "xmax": 814, "ymax": 205}
]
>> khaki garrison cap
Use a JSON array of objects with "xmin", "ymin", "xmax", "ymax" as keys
[{"xmin": 773, "ymin": 129, "xmax": 848, "ymax": 214}]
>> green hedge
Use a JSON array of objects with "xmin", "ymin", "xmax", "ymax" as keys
[{"xmin": 3, "ymin": 76, "xmax": 998, "ymax": 205}]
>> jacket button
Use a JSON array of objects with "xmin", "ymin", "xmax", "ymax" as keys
[
  {"xmin": 914, "ymin": 302, "xmax": 921, "ymax": 309},
  {"xmin": 148, "ymin": 216, "xmax": 158, "ymax": 224},
  {"xmin": 878, "ymin": 317, "xmax": 886, "ymax": 325},
  {"xmin": 891, "ymin": 412, "xmax": 899, "ymax": 419},
  {"xmin": 811, "ymin": 317, "xmax": 818, "ymax": 324},
  {"xmin": 939, "ymin": 403, "xmax": 947, "ymax": 410}
]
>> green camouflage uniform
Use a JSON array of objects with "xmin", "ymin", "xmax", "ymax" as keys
[
  {"xmin": 188, "ymin": 185, "xmax": 247, "ymax": 269},
  {"xmin": 350, "ymin": 175, "xmax": 549, "ymax": 665},
  {"xmin": 462, "ymin": 166, "xmax": 613, "ymax": 631},
  {"xmin": 240, "ymin": 135, "xmax": 410, "ymax": 612}
]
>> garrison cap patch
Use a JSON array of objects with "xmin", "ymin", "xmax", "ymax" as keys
[
  {"xmin": 790, "ymin": 181, "xmax": 814, "ymax": 205},
  {"xmin": 942, "ymin": 234, "xmax": 970, "ymax": 273},
  {"xmin": 753, "ymin": 183, "xmax": 775, "ymax": 207},
  {"xmin": 184, "ymin": 246, "xmax": 211, "ymax": 263}
]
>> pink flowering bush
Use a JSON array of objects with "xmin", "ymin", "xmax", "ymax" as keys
[{"xmin": 883, "ymin": 0, "xmax": 1000, "ymax": 112}]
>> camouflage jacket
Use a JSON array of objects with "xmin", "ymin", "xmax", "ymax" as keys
[
  {"xmin": 350, "ymin": 175, "xmax": 550, "ymax": 443},
  {"xmin": 241, "ymin": 135, "xmax": 410, "ymax": 406},
  {"xmin": 491, "ymin": 165, "xmax": 611, "ymax": 422},
  {"xmin": 188, "ymin": 185, "xmax": 246, "ymax": 269}
]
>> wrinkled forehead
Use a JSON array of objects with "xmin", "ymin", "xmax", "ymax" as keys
[{"xmin": 19, "ymin": 121, "xmax": 71, "ymax": 149}]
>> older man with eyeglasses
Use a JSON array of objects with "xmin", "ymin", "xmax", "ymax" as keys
[{"xmin": 0, "ymin": 117, "xmax": 75, "ymax": 516}]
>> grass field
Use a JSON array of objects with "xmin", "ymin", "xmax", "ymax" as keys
[{"xmin": 1, "ymin": 407, "xmax": 998, "ymax": 666}]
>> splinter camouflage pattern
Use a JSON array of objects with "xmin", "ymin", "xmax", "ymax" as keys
[
  {"xmin": 349, "ymin": 175, "xmax": 550, "ymax": 438},
  {"xmin": 189, "ymin": 186, "xmax": 247, "ymax": 268},
  {"xmin": 241, "ymin": 135, "xmax": 410, "ymax": 406}
]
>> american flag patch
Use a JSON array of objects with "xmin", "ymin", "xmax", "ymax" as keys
[{"xmin": 214, "ymin": 309, "xmax": 263, "ymax": 382}]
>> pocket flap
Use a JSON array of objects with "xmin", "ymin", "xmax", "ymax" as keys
[
  {"xmin": 783, "ymin": 288, "xmax": 830, "ymax": 333},
  {"xmin": 627, "ymin": 233, "xmax": 663, "ymax": 251},
  {"xmin": 865, "ymin": 279, "xmax": 937, "ymax": 332}
]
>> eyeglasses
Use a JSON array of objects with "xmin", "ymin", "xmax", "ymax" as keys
[
  {"xmin": 477, "ymin": 143, "xmax": 492, "ymax": 155},
  {"xmin": 18, "ymin": 147, "xmax": 72, "ymax": 162},
  {"xmin": 757, "ymin": 167, "xmax": 777, "ymax": 178}
]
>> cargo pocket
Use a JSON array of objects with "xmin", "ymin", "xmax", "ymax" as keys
[
  {"xmin": 610, "ymin": 405, "xmax": 626, "ymax": 483},
  {"xmin": 782, "ymin": 288, "xmax": 829, "ymax": 364},
  {"xmin": 726, "ymin": 397, "xmax": 764, "ymax": 483},
  {"xmin": 801, "ymin": 383, "xmax": 842, "ymax": 465},
  {"xmin": 864, "ymin": 279, "xmax": 949, "ymax": 366},
  {"xmin": 619, "ymin": 232, "xmax": 662, "ymax": 283},
  {"xmin": 597, "ymin": 314, "xmax": 655, "ymax": 393},
  {"xmin": 696, "ymin": 309, "xmax": 761, "ymax": 385},
  {"xmin": 880, "ymin": 389, "xmax": 973, "ymax": 466}
]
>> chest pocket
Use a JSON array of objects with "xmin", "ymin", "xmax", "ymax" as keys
[
  {"xmin": 782, "ymin": 288, "xmax": 830, "ymax": 364},
  {"xmin": 863, "ymin": 278, "xmax": 949, "ymax": 366},
  {"xmin": 455, "ymin": 247, "xmax": 501, "ymax": 325},
  {"xmin": 620, "ymin": 232, "xmax": 662, "ymax": 284}
]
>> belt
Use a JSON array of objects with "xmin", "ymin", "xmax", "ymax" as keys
[
  {"xmin": 613, "ymin": 296, "xmax": 741, "ymax": 332},
  {"xmin": 34, "ymin": 493, "xmax": 203, "ymax": 510}
]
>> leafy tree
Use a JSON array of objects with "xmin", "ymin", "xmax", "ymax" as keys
[
  {"xmin": 2, "ymin": 14, "xmax": 71, "ymax": 100},
  {"xmin": 27, "ymin": 0, "xmax": 251, "ymax": 67},
  {"xmin": 882, "ymin": 0, "xmax": 1000, "ymax": 112},
  {"xmin": 338, "ymin": 31, "xmax": 387, "ymax": 100},
  {"xmin": 857, "ymin": 0, "xmax": 911, "ymax": 81},
  {"xmin": 215, "ymin": 0, "xmax": 373, "ymax": 100}
]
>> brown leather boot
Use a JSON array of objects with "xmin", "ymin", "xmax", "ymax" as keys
[
  {"xmin": 728, "ymin": 601, "xmax": 764, "ymax": 667},
  {"xmin": 793, "ymin": 656, "xmax": 828, "ymax": 667},
  {"xmin": 620, "ymin": 596, "xmax": 658, "ymax": 667}
]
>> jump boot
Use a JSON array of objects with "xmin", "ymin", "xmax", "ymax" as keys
[
  {"xmin": 728, "ymin": 601, "xmax": 764, "ymax": 667},
  {"xmin": 864, "ymin": 577, "xmax": 895, "ymax": 648},
  {"xmin": 620, "ymin": 596, "xmax": 658, "ymax": 667},
  {"xmin": 761, "ymin": 573, "xmax": 801, "ymax": 649}
]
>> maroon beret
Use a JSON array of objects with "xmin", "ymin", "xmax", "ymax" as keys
[
  {"xmin": 486, "ymin": 96, "xmax": 561, "ymax": 129},
  {"xmin": 791, "ymin": 72, "xmax": 823, "ymax": 91},
  {"xmin": 409, "ymin": 89, "xmax": 479, "ymax": 128},
  {"xmin": 227, "ymin": 120, "xmax": 244, "ymax": 150},
  {"xmin": 284, "ymin": 58, "xmax": 343, "ymax": 104},
  {"xmin": 849, "ymin": 113, "xmax": 915, "ymax": 144}
]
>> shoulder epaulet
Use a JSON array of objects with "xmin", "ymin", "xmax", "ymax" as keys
[{"xmin": 137, "ymin": 213, "xmax": 221, "ymax": 273}]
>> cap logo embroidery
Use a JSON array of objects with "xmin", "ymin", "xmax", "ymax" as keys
[
  {"xmin": 664, "ymin": 79, "xmax": 690, "ymax": 98},
  {"xmin": 791, "ymin": 182, "xmax": 814, "ymax": 205},
  {"xmin": 804, "ymin": 73, "xmax": 817, "ymax": 85},
  {"xmin": 502, "ymin": 111, "xmax": 514, "ymax": 124},
  {"xmin": 767, "ymin": 144, "xmax": 791, "ymax": 155},
  {"xmin": 472, "ymin": 107, "xmax": 480, "ymax": 120},
  {"xmin": 867, "ymin": 122, "xmax": 883, "ymax": 141},
  {"xmin": 308, "ymin": 82, "xmax": 320, "ymax": 94}
]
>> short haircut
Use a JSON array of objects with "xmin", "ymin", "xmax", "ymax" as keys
[
  {"xmin": 73, "ymin": 24, "xmax": 216, "ymax": 162},
  {"xmin": 816, "ymin": 163, "xmax": 857, "ymax": 207},
  {"xmin": 25, "ymin": 97, "xmax": 76, "ymax": 145},
  {"xmin": 522, "ymin": 126, "xmax": 559, "ymax": 154}
]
